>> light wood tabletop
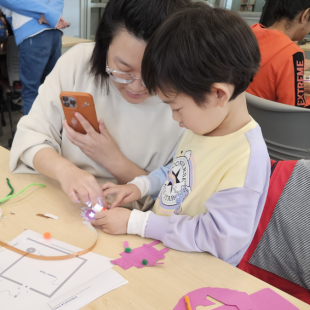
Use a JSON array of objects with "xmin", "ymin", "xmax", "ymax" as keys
[
  {"xmin": 0, "ymin": 146, "xmax": 309, "ymax": 310},
  {"xmin": 62, "ymin": 36, "xmax": 92, "ymax": 47}
]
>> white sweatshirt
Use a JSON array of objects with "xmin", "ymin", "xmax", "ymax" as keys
[{"xmin": 10, "ymin": 43, "xmax": 184, "ymax": 180}]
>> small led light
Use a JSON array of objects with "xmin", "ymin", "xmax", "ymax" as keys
[{"xmin": 89, "ymin": 212, "xmax": 95, "ymax": 218}]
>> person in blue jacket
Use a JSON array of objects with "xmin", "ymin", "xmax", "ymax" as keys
[{"xmin": 0, "ymin": 0, "xmax": 69, "ymax": 115}]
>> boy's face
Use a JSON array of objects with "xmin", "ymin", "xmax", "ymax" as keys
[{"xmin": 156, "ymin": 86, "xmax": 230, "ymax": 136}]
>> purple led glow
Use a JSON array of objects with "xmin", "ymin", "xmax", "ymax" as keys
[{"xmin": 80, "ymin": 207, "xmax": 98, "ymax": 221}]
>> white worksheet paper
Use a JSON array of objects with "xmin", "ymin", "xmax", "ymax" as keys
[{"xmin": 0, "ymin": 230, "xmax": 128, "ymax": 310}]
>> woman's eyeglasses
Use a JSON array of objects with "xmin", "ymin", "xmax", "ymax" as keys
[{"xmin": 106, "ymin": 62, "xmax": 146, "ymax": 87}]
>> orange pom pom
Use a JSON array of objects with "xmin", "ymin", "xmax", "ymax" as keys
[{"xmin": 43, "ymin": 232, "xmax": 51, "ymax": 239}]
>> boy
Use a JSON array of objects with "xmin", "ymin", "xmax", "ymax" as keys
[{"xmin": 92, "ymin": 3, "xmax": 271, "ymax": 267}]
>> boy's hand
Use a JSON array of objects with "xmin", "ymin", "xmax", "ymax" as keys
[
  {"xmin": 101, "ymin": 183, "xmax": 141, "ymax": 208},
  {"xmin": 91, "ymin": 208, "xmax": 131, "ymax": 234}
]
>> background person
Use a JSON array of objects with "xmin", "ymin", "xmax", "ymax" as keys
[
  {"xmin": 247, "ymin": 0, "xmax": 310, "ymax": 108},
  {"xmin": 0, "ymin": 0, "xmax": 69, "ymax": 115}
]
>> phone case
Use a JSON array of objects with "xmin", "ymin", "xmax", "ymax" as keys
[{"xmin": 60, "ymin": 92, "xmax": 99, "ymax": 134}]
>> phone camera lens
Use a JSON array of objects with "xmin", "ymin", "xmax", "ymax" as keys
[
  {"xmin": 64, "ymin": 102, "xmax": 69, "ymax": 107},
  {"xmin": 62, "ymin": 96, "xmax": 68, "ymax": 101}
]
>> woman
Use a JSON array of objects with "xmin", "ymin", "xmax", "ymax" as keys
[
  {"xmin": 247, "ymin": 0, "xmax": 310, "ymax": 108},
  {"xmin": 10, "ymin": 0, "xmax": 189, "ymax": 208}
]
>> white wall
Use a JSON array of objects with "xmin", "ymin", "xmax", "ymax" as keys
[{"xmin": 62, "ymin": 0, "xmax": 80, "ymax": 38}]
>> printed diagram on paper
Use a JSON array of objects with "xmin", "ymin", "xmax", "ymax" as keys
[{"xmin": 0, "ymin": 230, "xmax": 115, "ymax": 310}]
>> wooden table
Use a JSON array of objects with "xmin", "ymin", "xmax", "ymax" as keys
[
  {"xmin": 0, "ymin": 146, "xmax": 309, "ymax": 310},
  {"xmin": 62, "ymin": 36, "xmax": 92, "ymax": 47}
]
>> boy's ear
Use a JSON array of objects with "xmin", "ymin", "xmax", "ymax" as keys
[
  {"xmin": 211, "ymin": 83, "xmax": 232, "ymax": 108},
  {"xmin": 300, "ymin": 8, "xmax": 310, "ymax": 24}
]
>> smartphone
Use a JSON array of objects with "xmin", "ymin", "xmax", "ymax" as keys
[{"xmin": 60, "ymin": 92, "xmax": 99, "ymax": 134}]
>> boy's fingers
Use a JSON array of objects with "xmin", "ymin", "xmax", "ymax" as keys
[
  {"xmin": 110, "ymin": 192, "xmax": 128, "ymax": 209},
  {"xmin": 102, "ymin": 228, "xmax": 110, "ymax": 234},
  {"xmin": 102, "ymin": 187, "xmax": 121, "ymax": 198},
  {"xmin": 91, "ymin": 216, "xmax": 107, "ymax": 226},
  {"xmin": 101, "ymin": 182, "xmax": 116, "ymax": 190},
  {"xmin": 94, "ymin": 210, "xmax": 107, "ymax": 220},
  {"xmin": 91, "ymin": 211, "xmax": 109, "ymax": 225},
  {"xmin": 118, "ymin": 194, "xmax": 136, "ymax": 206}
]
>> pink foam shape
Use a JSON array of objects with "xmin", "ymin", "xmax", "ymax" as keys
[
  {"xmin": 111, "ymin": 240, "xmax": 169, "ymax": 270},
  {"xmin": 174, "ymin": 287, "xmax": 298, "ymax": 310},
  {"xmin": 249, "ymin": 288, "xmax": 298, "ymax": 310},
  {"xmin": 173, "ymin": 288, "xmax": 252, "ymax": 310},
  {"xmin": 173, "ymin": 288, "xmax": 215, "ymax": 309},
  {"xmin": 216, "ymin": 288, "xmax": 298, "ymax": 310}
]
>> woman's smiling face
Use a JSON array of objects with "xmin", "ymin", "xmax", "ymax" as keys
[{"xmin": 107, "ymin": 29, "xmax": 151, "ymax": 104}]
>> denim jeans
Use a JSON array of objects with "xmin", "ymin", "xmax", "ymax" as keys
[{"xmin": 18, "ymin": 30, "xmax": 62, "ymax": 115}]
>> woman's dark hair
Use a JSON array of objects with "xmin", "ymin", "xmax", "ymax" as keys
[
  {"xmin": 89, "ymin": 0, "xmax": 191, "ymax": 91},
  {"xmin": 142, "ymin": 3, "xmax": 261, "ymax": 106},
  {"xmin": 273, "ymin": 0, "xmax": 310, "ymax": 22}
]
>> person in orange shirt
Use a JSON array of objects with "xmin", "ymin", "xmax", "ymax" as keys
[{"xmin": 247, "ymin": 0, "xmax": 310, "ymax": 108}]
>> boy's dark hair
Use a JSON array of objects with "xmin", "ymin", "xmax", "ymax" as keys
[
  {"xmin": 273, "ymin": 0, "xmax": 310, "ymax": 22},
  {"xmin": 142, "ymin": 3, "xmax": 261, "ymax": 105},
  {"xmin": 89, "ymin": 0, "xmax": 191, "ymax": 90}
]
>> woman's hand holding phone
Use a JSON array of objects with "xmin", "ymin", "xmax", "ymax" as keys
[{"xmin": 63, "ymin": 113, "xmax": 124, "ymax": 169}]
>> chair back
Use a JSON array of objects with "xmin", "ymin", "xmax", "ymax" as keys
[
  {"xmin": 246, "ymin": 92, "xmax": 310, "ymax": 160},
  {"xmin": 7, "ymin": 36, "xmax": 19, "ymax": 87}
]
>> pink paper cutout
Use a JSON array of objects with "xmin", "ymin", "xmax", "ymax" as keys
[
  {"xmin": 173, "ymin": 288, "xmax": 251, "ymax": 310},
  {"xmin": 173, "ymin": 288, "xmax": 215, "ymax": 309},
  {"xmin": 111, "ymin": 240, "xmax": 169, "ymax": 270},
  {"xmin": 173, "ymin": 287, "xmax": 298, "ymax": 310},
  {"xmin": 249, "ymin": 288, "xmax": 298, "ymax": 310}
]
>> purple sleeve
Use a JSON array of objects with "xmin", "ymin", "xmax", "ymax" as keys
[{"xmin": 145, "ymin": 187, "xmax": 264, "ymax": 266}]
